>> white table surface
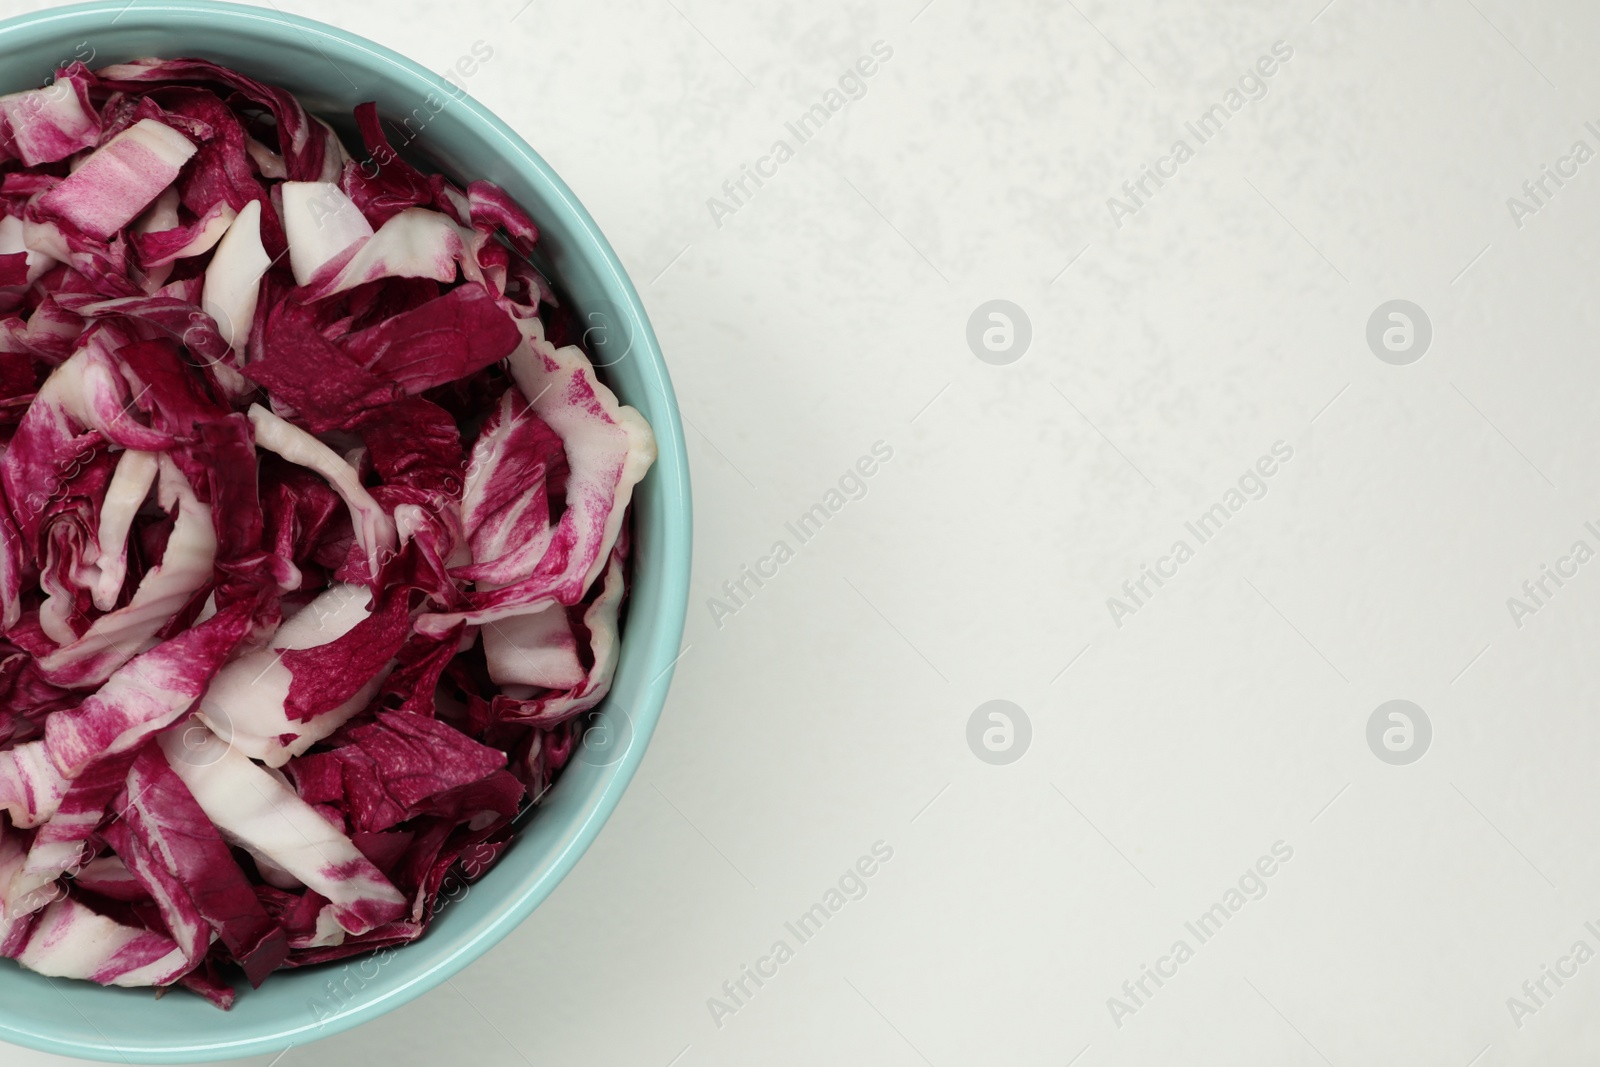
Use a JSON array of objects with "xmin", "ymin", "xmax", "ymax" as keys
[{"xmin": 12, "ymin": 0, "xmax": 1600, "ymax": 1064}]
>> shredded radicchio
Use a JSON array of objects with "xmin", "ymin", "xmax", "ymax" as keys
[{"xmin": 0, "ymin": 58, "xmax": 655, "ymax": 1007}]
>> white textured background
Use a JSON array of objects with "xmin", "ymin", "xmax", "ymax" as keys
[{"xmin": 14, "ymin": 0, "xmax": 1600, "ymax": 1064}]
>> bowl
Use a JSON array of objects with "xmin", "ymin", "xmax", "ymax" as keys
[{"xmin": 0, "ymin": 2, "xmax": 692, "ymax": 1061}]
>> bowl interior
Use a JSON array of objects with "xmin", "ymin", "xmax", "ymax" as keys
[{"xmin": 0, "ymin": 2, "xmax": 690, "ymax": 1062}]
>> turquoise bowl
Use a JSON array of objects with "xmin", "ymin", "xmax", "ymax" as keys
[{"xmin": 0, "ymin": 2, "xmax": 691, "ymax": 1061}]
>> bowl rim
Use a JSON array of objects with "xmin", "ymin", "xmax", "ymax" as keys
[{"xmin": 0, "ymin": 1, "xmax": 692, "ymax": 1061}]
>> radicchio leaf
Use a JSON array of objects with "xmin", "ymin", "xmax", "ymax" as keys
[
  {"xmin": 157, "ymin": 726, "xmax": 406, "ymax": 936},
  {"xmin": 286, "ymin": 711, "xmax": 507, "ymax": 834},
  {"xmin": 33, "ymin": 119, "xmax": 196, "ymax": 242},
  {"xmin": 110, "ymin": 747, "xmax": 288, "ymax": 985}
]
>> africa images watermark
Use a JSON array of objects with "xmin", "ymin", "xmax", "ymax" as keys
[
  {"xmin": 1503, "ymin": 519, "xmax": 1600, "ymax": 629},
  {"xmin": 705, "ymin": 41, "xmax": 896, "ymax": 229},
  {"xmin": 305, "ymin": 848, "xmax": 494, "ymax": 1025},
  {"xmin": 1106, "ymin": 41, "xmax": 1295, "ymax": 228},
  {"xmin": 706, "ymin": 840, "xmax": 895, "ymax": 1029},
  {"xmin": 1106, "ymin": 840, "xmax": 1295, "ymax": 1029},
  {"xmin": 1503, "ymin": 921, "xmax": 1600, "ymax": 1030},
  {"xmin": 1106, "ymin": 440, "xmax": 1295, "ymax": 628},
  {"xmin": 706, "ymin": 441, "xmax": 894, "ymax": 629},
  {"xmin": 1505, "ymin": 121, "xmax": 1600, "ymax": 230},
  {"xmin": 354, "ymin": 39, "xmax": 496, "ymax": 179}
]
